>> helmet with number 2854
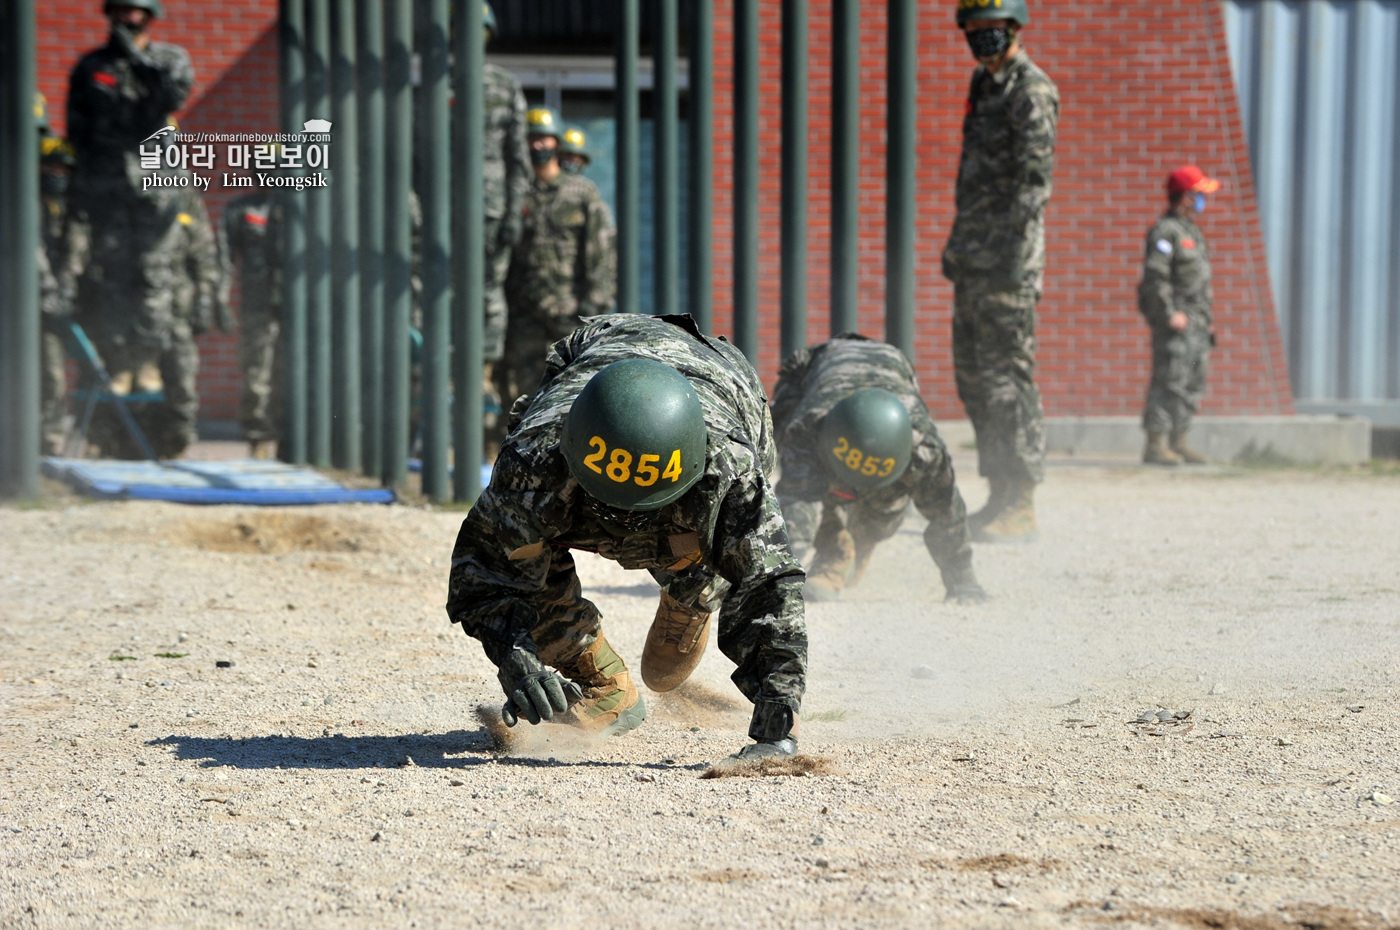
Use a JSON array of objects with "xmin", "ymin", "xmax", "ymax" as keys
[
  {"xmin": 562, "ymin": 359, "xmax": 708, "ymax": 512},
  {"xmin": 817, "ymin": 389, "xmax": 913, "ymax": 493}
]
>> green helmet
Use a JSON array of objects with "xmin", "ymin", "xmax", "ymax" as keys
[
  {"xmin": 956, "ymin": 0, "xmax": 1028, "ymax": 26},
  {"xmin": 817, "ymin": 389, "xmax": 913, "ymax": 493},
  {"xmin": 483, "ymin": 2, "xmax": 497, "ymax": 40},
  {"xmin": 34, "ymin": 93, "xmax": 49, "ymax": 132},
  {"xmin": 562, "ymin": 359, "xmax": 708, "ymax": 512},
  {"xmin": 525, "ymin": 107, "xmax": 562, "ymax": 141},
  {"xmin": 559, "ymin": 126, "xmax": 589, "ymax": 162},
  {"xmin": 104, "ymin": 0, "xmax": 165, "ymax": 19}
]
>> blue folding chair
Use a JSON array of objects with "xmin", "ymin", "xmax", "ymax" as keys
[{"xmin": 64, "ymin": 320, "xmax": 161, "ymax": 461}]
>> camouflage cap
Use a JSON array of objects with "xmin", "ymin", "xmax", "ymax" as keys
[
  {"xmin": 105, "ymin": 0, "xmax": 165, "ymax": 19},
  {"xmin": 817, "ymin": 389, "xmax": 913, "ymax": 493},
  {"xmin": 561, "ymin": 359, "xmax": 708, "ymax": 512},
  {"xmin": 525, "ymin": 107, "xmax": 563, "ymax": 141},
  {"xmin": 956, "ymin": 0, "xmax": 1028, "ymax": 26}
]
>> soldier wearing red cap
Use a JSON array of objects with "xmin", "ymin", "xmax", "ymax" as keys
[{"xmin": 1137, "ymin": 165, "xmax": 1222, "ymax": 465}]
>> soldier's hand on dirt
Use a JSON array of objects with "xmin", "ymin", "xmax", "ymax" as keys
[
  {"xmin": 732, "ymin": 737, "xmax": 797, "ymax": 761},
  {"xmin": 947, "ymin": 579, "xmax": 989, "ymax": 604},
  {"xmin": 1169, "ymin": 311, "xmax": 1188, "ymax": 332},
  {"xmin": 497, "ymin": 650, "xmax": 582, "ymax": 727}
]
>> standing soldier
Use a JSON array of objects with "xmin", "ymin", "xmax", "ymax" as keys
[
  {"xmin": 66, "ymin": 0, "xmax": 194, "ymax": 455},
  {"xmin": 37, "ymin": 94, "xmax": 77, "ymax": 456},
  {"xmin": 223, "ymin": 189, "xmax": 284, "ymax": 458},
  {"xmin": 941, "ymin": 0, "xmax": 1058, "ymax": 542},
  {"xmin": 772, "ymin": 335, "xmax": 986, "ymax": 603},
  {"xmin": 499, "ymin": 107, "xmax": 616, "ymax": 407},
  {"xmin": 481, "ymin": 3, "xmax": 531, "ymax": 445},
  {"xmin": 1138, "ymin": 165, "xmax": 1220, "ymax": 466},
  {"xmin": 448, "ymin": 313, "xmax": 806, "ymax": 763},
  {"xmin": 557, "ymin": 125, "xmax": 591, "ymax": 176}
]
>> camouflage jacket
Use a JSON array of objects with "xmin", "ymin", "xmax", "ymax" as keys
[
  {"xmin": 170, "ymin": 189, "xmax": 227, "ymax": 331},
  {"xmin": 1137, "ymin": 212, "xmax": 1213, "ymax": 332},
  {"xmin": 771, "ymin": 335, "xmax": 974, "ymax": 578},
  {"xmin": 222, "ymin": 190, "xmax": 284, "ymax": 321},
  {"xmin": 942, "ymin": 50, "xmax": 1059, "ymax": 292},
  {"xmin": 66, "ymin": 36, "xmax": 193, "ymax": 192},
  {"xmin": 505, "ymin": 172, "xmax": 617, "ymax": 322},
  {"xmin": 483, "ymin": 63, "xmax": 530, "ymax": 225},
  {"xmin": 447, "ymin": 314, "xmax": 806, "ymax": 716}
]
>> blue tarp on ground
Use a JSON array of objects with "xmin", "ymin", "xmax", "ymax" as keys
[{"xmin": 42, "ymin": 458, "xmax": 397, "ymax": 506}]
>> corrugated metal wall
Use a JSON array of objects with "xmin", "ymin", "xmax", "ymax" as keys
[{"xmin": 1224, "ymin": 0, "xmax": 1400, "ymax": 424}]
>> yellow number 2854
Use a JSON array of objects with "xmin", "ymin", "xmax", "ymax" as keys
[
  {"xmin": 830, "ymin": 436, "xmax": 896, "ymax": 478},
  {"xmin": 585, "ymin": 436, "xmax": 684, "ymax": 486}
]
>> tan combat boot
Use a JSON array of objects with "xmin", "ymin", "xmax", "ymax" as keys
[
  {"xmin": 967, "ymin": 476, "xmax": 1008, "ymax": 534},
  {"xmin": 804, "ymin": 528, "xmax": 856, "ymax": 598},
  {"xmin": 559, "ymin": 634, "xmax": 646, "ymax": 735},
  {"xmin": 1169, "ymin": 430, "xmax": 1208, "ymax": 464},
  {"xmin": 1143, "ymin": 431, "xmax": 1183, "ymax": 466},
  {"xmin": 975, "ymin": 479, "xmax": 1038, "ymax": 542},
  {"xmin": 135, "ymin": 361, "xmax": 164, "ymax": 394},
  {"xmin": 641, "ymin": 591, "xmax": 712, "ymax": 692}
]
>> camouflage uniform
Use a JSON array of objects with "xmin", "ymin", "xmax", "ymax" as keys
[
  {"xmin": 66, "ymin": 30, "xmax": 195, "ymax": 456},
  {"xmin": 500, "ymin": 172, "xmax": 616, "ymax": 405},
  {"xmin": 40, "ymin": 185, "xmax": 71, "ymax": 456},
  {"xmin": 942, "ymin": 49, "xmax": 1058, "ymax": 485},
  {"xmin": 448, "ymin": 314, "xmax": 806, "ymax": 742},
  {"xmin": 223, "ymin": 190, "xmax": 284, "ymax": 445},
  {"xmin": 1138, "ymin": 212, "xmax": 1212, "ymax": 435},
  {"xmin": 482, "ymin": 63, "xmax": 531, "ymax": 362},
  {"xmin": 772, "ymin": 335, "xmax": 977, "ymax": 594}
]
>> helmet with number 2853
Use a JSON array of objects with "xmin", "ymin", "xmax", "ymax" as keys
[
  {"xmin": 817, "ymin": 389, "xmax": 913, "ymax": 493},
  {"xmin": 562, "ymin": 359, "xmax": 708, "ymax": 512}
]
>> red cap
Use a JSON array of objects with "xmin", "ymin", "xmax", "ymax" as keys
[{"xmin": 1166, "ymin": 165, "xmax": 1222, "ymax": 195}]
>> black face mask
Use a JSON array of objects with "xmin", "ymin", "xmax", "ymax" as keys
[
  {"xmin": 530, "ymin": 147, "xmax": 556, "ymax": 168},
  {"xmin": 582, "ymin": 493, "xmax": 659, "ymax": 536},
  {"xmin": 965, "ymin": 26, "xmax": 1011, "ymax": 61},
  {"xmin": 41, "ymin": 173, "xmax": 70, "ymax": 197},
  {"xmin": 559, "ymin": 160, "xmax": 583, "ymax": 176}
]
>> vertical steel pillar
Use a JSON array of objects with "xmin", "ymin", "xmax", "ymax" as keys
[
  {"xmin": 688, "ymin": 0, "xmax": 714, "ymax": 334},
  {"xmin": 654, "ymin": 0, "xmax": 679, "ymax": 317},
  {"xmin": 453, "ymin": 0, "xmax": 485, "ymax": 503},
  {"xmin": 831, "ymin": 0, "xmax": 860, "ymax": 337},
  {"xmin": 419, "ymin": 0, "xmax": 450, "ymax": 502},
  {"xmin": 305, "ymin": 0, "xmax": 332, "ymax": 465},
  {"xmin": 781, "ymin": 0, "xmax": 808, "ymax": 360},
  {"xmin": 886, "ymin": 0, "xmax": 916, "ymax": 359},
  {"xmin": 331, "ymin": 1, "xmax": 361, "ymax": 471},
  {"xmin": 0, "ymin": 0, "xmax": 40, "ymax": 498},
  {"xmin": 356, "ymin": 0, "xmax": 384, "ymax": 478},
  {"xmin": 382, "ymin": 0, "xmax": 413, "ymax": 488},
  {"xmin": 615, "ymin": 0, "xmax": 640, "ymax": 316},
  {"xmin": 732, "ymin": 1, "xmax": 759, "ymax": 362},
  {"xmin": 279, "ymin": 0, "xmax": 309, "ymax": 464}
]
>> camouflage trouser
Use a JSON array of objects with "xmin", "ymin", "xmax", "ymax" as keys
[
  {"xmin": 1143, "ymin": 327, "xmax": 1209, "ymax": 435},
  {"xmin": 489, "ymin": 311, "xmax": 581, "ymax": 446},
  {"xmin": 239, "ymin": 303, "xmax": 281, "ymax": 443},
  {"xmin": 483, "ymin": 217, "xmax": 511, "ymax": 362},
  {"xmin": 952, "ymin": 281, "xmax": 1046, "ymax": 483},
  {"xmin": 92, "ymin": 322, "xmax": 198, "ymax": 459},
  {"xmin": 41, "ymin": 330, "xmax": 68, "ymax": 456}
]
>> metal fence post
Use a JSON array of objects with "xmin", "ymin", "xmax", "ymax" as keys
[
  {"xmin": 615, "ymin": 0, "xmax": 640, "ymax": 316},
  {"xmin": 419, "ymin": 0, "xmax": 450, "ymax": 502},
  {"xmin": 382, "ymin": 0, "xmax": 413, "ymax": 489},
  {"xmin": 655, "ymin": 0, "xmax": 679, "ymax": 317},
  {"xmin": 831, "ymin": 0, "xmax": 860, "ymax": 337},
  {"xmin": 732, "ymin": 0, "xmax": 759, "ymax": 362},
  {"xmin": 357, "ymin": 0, "xmax": 384, "ymax": 478},
  {"xmin": 331, "ymin": 1, "xmax": 361, "ymax": 471},
  {"xmin": 305, "ymin": 0, "xmax": 332, "ymax": 465},
  {"xmin": 453, "ymin": 0, "xmax": 485, "ymax": 503},
  {"xmin": 886, "ymin": 0, "xmax": 916, "ymax": 359},
  {"xmin": 279, "ymin": 0, "xmax": 309, "ymax": 464},
  {"xmin": 781, "ymin": 0, "xmax": 808, "ymax": 360},
  {"xmin": 688, "ymin": 0, "xmax": 714, "ymax": 334}
]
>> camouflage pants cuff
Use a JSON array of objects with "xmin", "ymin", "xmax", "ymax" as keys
[{"xmin": 749, "ymin": 699, "xmax": 797, "ymax": 742}]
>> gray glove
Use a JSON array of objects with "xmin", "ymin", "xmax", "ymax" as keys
[
  {"xmin": 496, "ymin": 649, "xmax": 582, "ymax": 727},
  {"xmin": 941, "ymin": 566, "xmax": 988, "ymax": 604},
  {"xmin": 733, "ymin": 737, "xmax": 797, "ymax": 761}
]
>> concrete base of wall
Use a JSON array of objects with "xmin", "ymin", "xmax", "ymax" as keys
[{"xmin": 1041, "ymin": 416, "xmax": 1371, "ymax": 466}]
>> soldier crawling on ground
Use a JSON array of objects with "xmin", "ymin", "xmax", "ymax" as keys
[
  {"xmin": 1138, "ymin": 165, "xmax": 1220, "ymax": 466},
  {"xmin": 447, "ymin": 313, "xmax": 806, "ymax": 764},
  {"xmin": 772, "ymin": 335, "xmax": 987, "ymax": 604}
]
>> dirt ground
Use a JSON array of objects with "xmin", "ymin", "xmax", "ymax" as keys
[{"xmin": 2, "ymin": 456, "xmax": 1399, "ymax": 929}]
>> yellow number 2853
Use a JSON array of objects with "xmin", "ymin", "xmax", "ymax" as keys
[
  {"xmin": 585, "ymin": 436, "xmax": 685, "ymax": 486},
  {"xmin": 830, "ymin": 436, "xmax": 896, "ymax": 479}
]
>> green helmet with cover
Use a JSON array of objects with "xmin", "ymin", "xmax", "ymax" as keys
[
  {"xmin": 525, "ymin": 107, "xmax": 563, "ymax": 141},
  {"xmin": 559, "ymin": 126, "xmax": 589, "ymax": 161},
  {"xmin": 483, "ymin": 2, "xmax": 497, "ymax": 39},
  {"xmin": 955, "ymin": 0, "xmax": 1028, "ymax": 26},
  {"xmin": 562, "ymin": 359, "xmax": 708, "ymax": 512},
  {"xmin": 104, "ymin": 0, "xmax": 165, "ymax": 19},
  {"xmin": 817, "ymin": 389, "xmax": 913, "ymax": 492}
]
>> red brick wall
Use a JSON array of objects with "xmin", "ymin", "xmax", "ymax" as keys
[
  {"xmin": 38, "ymin": 0, "xmax": 281, "ymax": 421},
  {"xmin": 709, "ymin": 0, "xmax": 1293, "ymax": 418},
  {"xmin": 38, "ymin": 0, "xmax": 1292, "ymax": 424}
]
